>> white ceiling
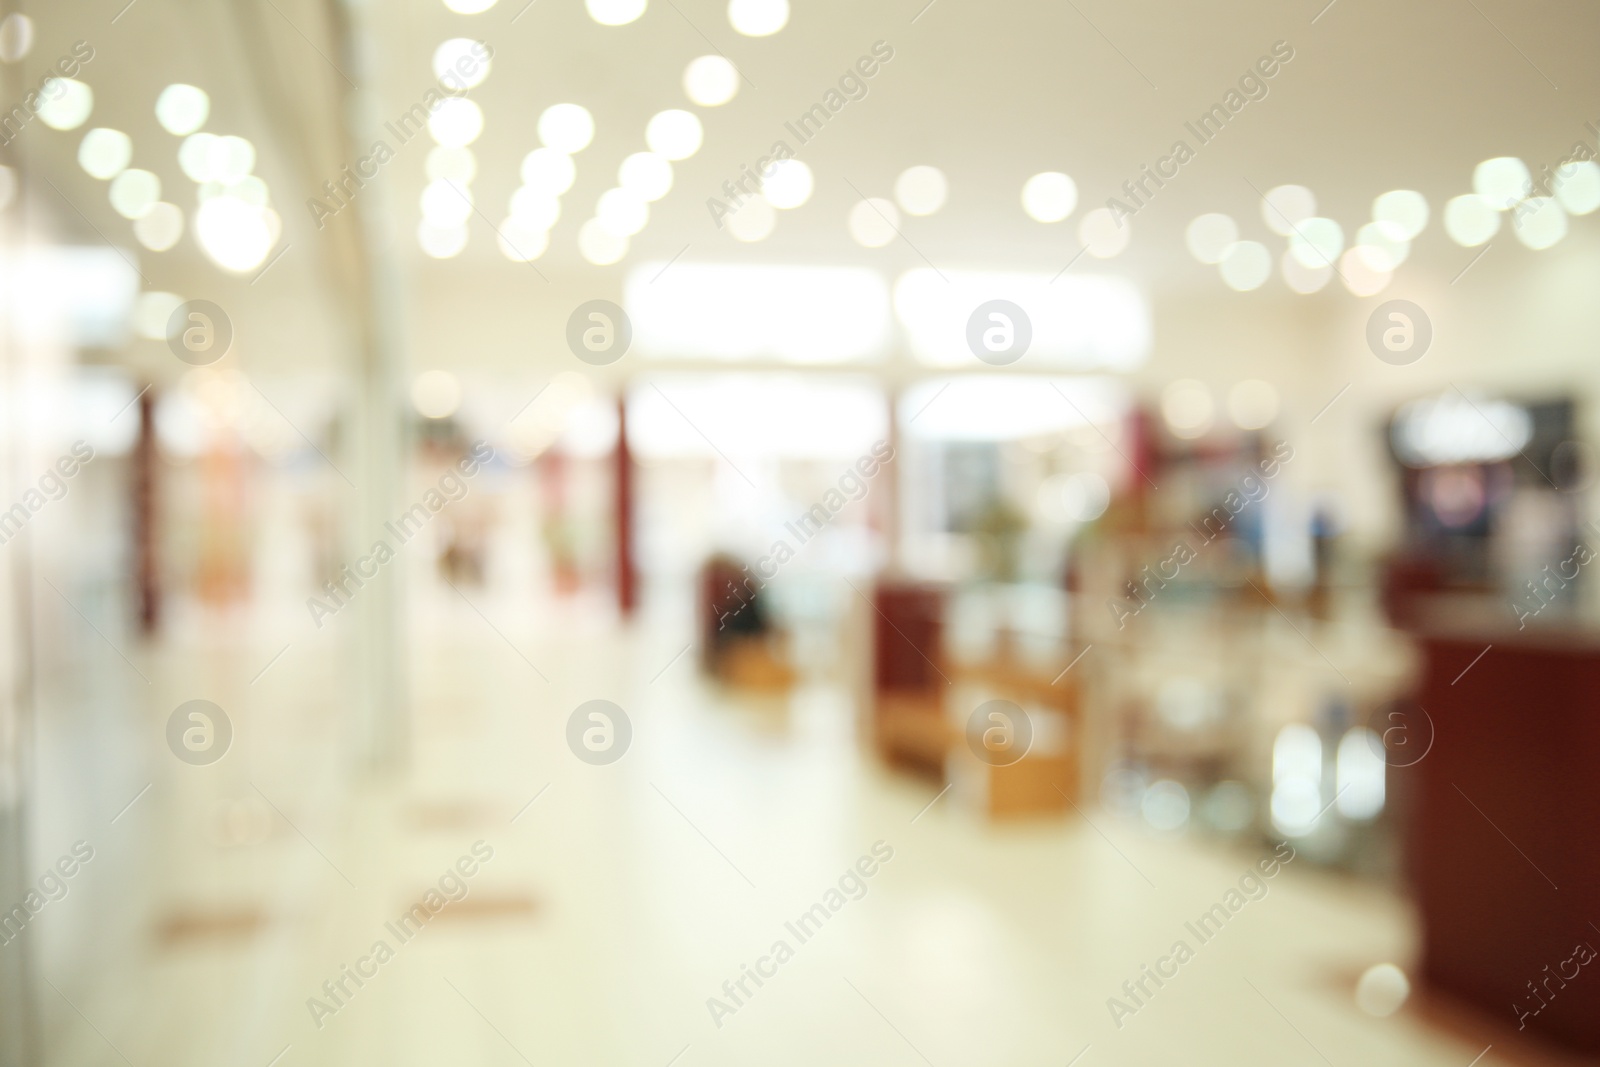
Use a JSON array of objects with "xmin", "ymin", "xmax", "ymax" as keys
[{"xmin": 12, "ymin": 0, "xmax": 1600, "ymax": 376}]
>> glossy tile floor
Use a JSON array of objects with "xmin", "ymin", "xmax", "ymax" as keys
[{"xmin": 23, "ymin": 589, "xmax": 1557, "ymax": 1066}]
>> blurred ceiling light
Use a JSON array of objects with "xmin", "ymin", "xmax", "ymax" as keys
[
  {"xmin": 1512, "ymin": 196, "xmax": 1567, "ymax": 250},
  {"xmin": 196, "ymin": 196, "xmax": 278, "ymax": 272},
  {"xmin": 1338, "ymin": 247, "xmax": 1390, "ymax": 296},
  {"xmin": 254, "ymin": 201, "xmax": 282, "ymax": 248},
  {"xmin": 1288, "ymin": 216, "xmax": 1343, "ymax": 268},
  {"xmin": 578, "ymin": 217, "xmax": 628, "ymax": 265},
  {"xmin": 1021, "ymin": 171, "xmax": 1076, "ymax": 222},
  {"xmin": 0, "ymin": 13, "xmax": 34, "ymax": 62},
  {"xmin": 509, "ymin": 186, "xmax": 560, "ymax": 230},
  {"xmin": 1185, "ymin": 213, "xmax": 1237, "ymax": 264},
  {"xmin": 645, "ymin": 109, "xmax": 702, "ymax": 160},
  {"xmin": 1392, "ymin": 392, "xmax": 1532, "ymax": 466},
  {"xmin": 133, "ymin": 290, "xmax": 184, "ymax": 340},
  {"xmin": 109, "ymin": 168, "xmax": 160, "ymax": 218},
  {"xmin": 1354, "ymin": 221, "xmax": 1409, "ymax": 272},
  {"xmin": 433, "ymin": 38, "xmax": 490, "ymax": 87},
  {"xmin": 208, "ymin": 135, "xmax": 256, "ymax": 182},
  {"xmin": 178, "ymin": 132, "xmax": 217, "ymax": 181},
  {"xmin": 37, "ymin": 78, "xmax": 92, "ymax": 130},
  {"xmin": 1078, "ymin": 206, "xmax": 1129, "ymax": 258},
  {"xmin": 0, "ymin": 247, "xmax": 139, "ymax": 347},
  {"xmin": 521, "ymin": 147, "xmax": 575, "ymax": 193},
  {"xmin": 496, "ymin": 218, "xmax": 550, "ymax": 262},
  {"xmin": 539, "ymin": 103, "xmax": 594, "ymax": 153},
  {"xmin": 847, "ymin": 197, "xmax": 899, "ymax": 247},
  {"xmin": 1443, "ymin": 193, "xmax": 1500, "ymax": 246},
  {"xmin": 728, "ymin": 0, "xmax": 788, "ymax": 36},
  {"xmin": 421, "ymin": 178, "xmax": 474, "ymax": 227},
  {"xmin": 1261, "ymin": 184, "xmax": 1315, "ymax": 235},
  {"xmin": 442, "ymin": 0, "xmax": 497, "ymax": 12},
  {"xmin": 894, "ymin": 269, "xmax": 1150, "ymax": 369},
  {"xmin": 1227, "ymin": 379, "xmax": 1279, "ymax": 430},
  {"xmin": 618, "ymin": 151, "xmax": 673, "ymax": 201},
  {"xmin": 411, "ymin": 370, "xmax": 462, "ymax": 419},
  {"xmin": 627, "ymin": 375, "xmax": 882, "ymax": 460},
  {"xmin": 1065, "ymin": 472, "xmax": 1111, "ymax": 522},
  {"xmin": 133, "ymin": 202, "xmax": 184, "ymax": 251},
  {"xmin": 155, "ymin": 83, "xmax": 209, "ymax": 135},
  {"xmin": 897, "ymin": 375, "xmax": 1128, "ymax": 441},
  {"xmin": 224, "ymin": 175, "xmax": 268, "ymax": 207},
  {"xmin": 1372, "ymin": 189, "xmax": 1428, "ymax": 239},
  {"xmin": 1161, "ymin": 379, "xmax": 1213, "ymax": 438},
  {"xmin": 627, "ymin": 262, "xmax": 890, "ymax": 363},
  {"xmin": 1336, "ymin": 727, "xmax": 1385, "ymax": 820},
  {"xmin": 429, "ymin": 97, "xmax": 483, "ymax": 147},
  {"xmin": 417, "ymin": 220, "xmax": 469, "ymax": 258},
  {"xmin": 1554, "ymin": 160, "xmax": 1600, "ymax": 215},
  {"xmin": 1271, "ymin": 776, "xmax": 1323, "ymax": 836},
  {"xmin": 1280, "ymin": 248, "xmax": 1330, "ymax": 294},
  {"xmin": 894, "ymin": 165, "xmax": 947, "ymax": 216},
  {"xmin": 1271, "ymin": 723, "xmax": 1323, "ymax": 835},
  {"xmin": 1355, "ymin": 964, "xmax": 1410, "ymax": 1018},
  {"xmin": 0, "ymin": 165, "xmax": 15, "ymax": 212},
  {"xmin": 586, "ymin": 0, "xmax": 647, "ymax": 25},
  {"xmin": 1142, "ymin": 780, "xmax": 1191, "ymax": 832},
  {"xmin": 1472, "ymin": 156, "xmax": 1529, "ymax": 209},
  {"xmin": 683, "ymin": 54, "xmax": 738, "ymax": 106},
  {"xmin": 726, "ymin": 195, "xmax": 775, "ymax": 241},
  {"xmin": 596, "ymin": 187, "xmax": 649, "ymax": 236},
  {"xmin": 427, "ymin": 144, "xmax": 477, "ymax": 184},
  {"xmin": 77, "ymin": 127, "xmax": 131, "ymax": 179},
  {"xmin": 761, "ymin": 158, "xmax": 812, "ymax": 209},
  {"xmin": 1218, "ymin": 240, "xmax": 1270, "ymax": 290}
]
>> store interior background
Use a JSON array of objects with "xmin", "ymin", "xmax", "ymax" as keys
[{"xmin": 2, "ymin": 0, "xmax": 1599, "ymax": 1064}]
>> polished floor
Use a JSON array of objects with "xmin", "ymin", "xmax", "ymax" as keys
[{"xmin": 22, "ymin": 584, "xmax": 1550, "ymax": 1067}]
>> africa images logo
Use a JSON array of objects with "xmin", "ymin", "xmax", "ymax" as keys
[{"xmin": 705, "ymin": 841, "xmax": 895, "ymax": 1028}]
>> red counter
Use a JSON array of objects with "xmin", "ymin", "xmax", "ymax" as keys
[{"xmin": 1409, "ymin": 623, "xmax": 1600, "ymax": 1052}]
